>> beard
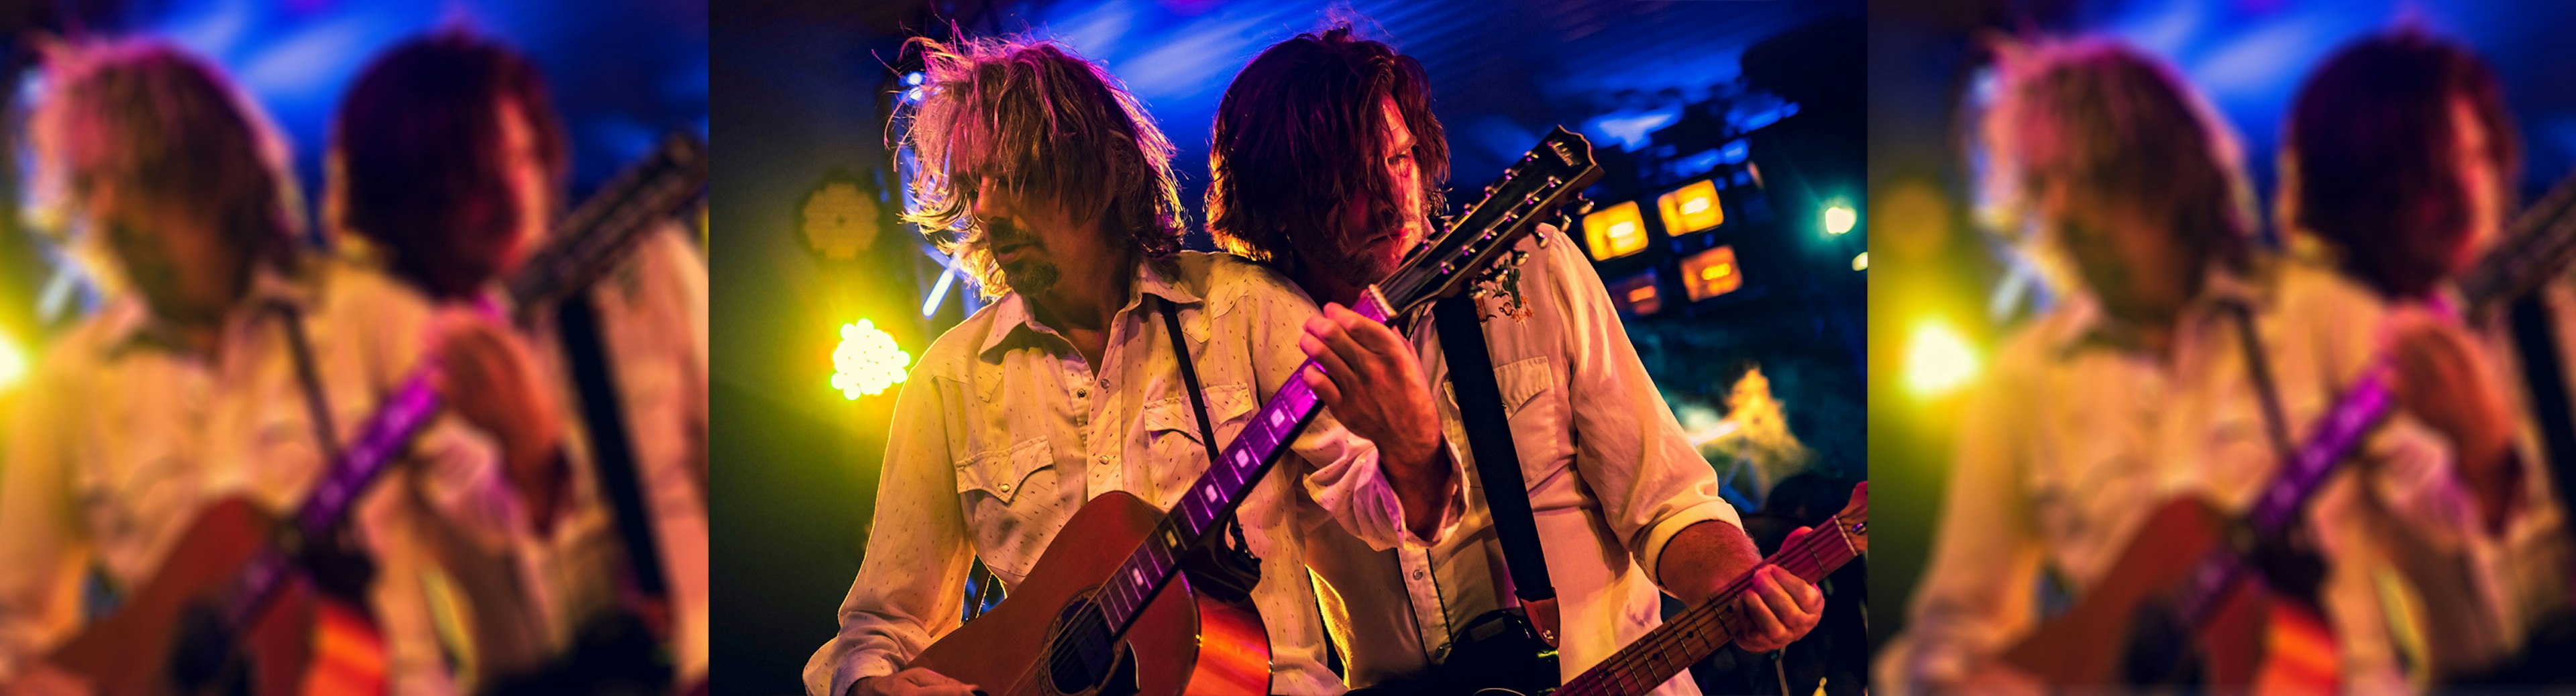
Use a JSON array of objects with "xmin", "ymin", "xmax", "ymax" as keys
[
  {"xmin": 1312, "ymin": 203, "xmax": 1415, "ymax": 287},
  {"xmin": 987, "ymin": 219, "xmax": 1062, "ymax": 297}
]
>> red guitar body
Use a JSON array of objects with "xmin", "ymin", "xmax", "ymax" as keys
[
  {"xmin": 1999, "ymin": 497, "xmax": 2339, "ymax": 694},
  {"xmin": 50, "ymin": 497, "xmax": 387, "ymax": 696},
  {"xmin": 908, "ymin": 490, "xmax": 1270, "ymax": 696}
]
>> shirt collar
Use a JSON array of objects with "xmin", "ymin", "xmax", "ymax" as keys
[
  {"xmin": 2051, "ymin": 260, "xmax": 2269, "ymax": 358},
  {"xmin": 104, "ymin": 262, "xmax": 315, "ymax": 356},
  {"xmin": 977, "ymin": 255, "xmax": 1201, "ymax": 358}
]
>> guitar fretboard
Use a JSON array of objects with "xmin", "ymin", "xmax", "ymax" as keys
[
  {"xmin": 1089, "ymin": 293, "xmax": 1391, "ymax": 633},
  {"xmin": 1554, "ymin": 513, "xmax": 1865, "ymax": 696}
]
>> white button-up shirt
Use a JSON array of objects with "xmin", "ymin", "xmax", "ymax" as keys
[
  {"xmin": 804, "ymin": 252, "xmax": 1429, "ymax": 696},
  {"xmin": 1889, "ymin": 260, "xmax": 2506, "ymax": 693},
  {"xmin": 1303, "ymin": 228, "xmax": 1741, "ymax": 696},
  {"xmin": 0, "ymin": 260, "xmax": 532, "ymax": 695}
]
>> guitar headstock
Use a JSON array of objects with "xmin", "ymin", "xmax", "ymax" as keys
[
  {"xmin": 1373, "ymin": 127, "xmax": 1603, "ymax": 319},
  {"xmin": 1833, "ymin": 481, "xmax": 1869, "ymax": 555}
]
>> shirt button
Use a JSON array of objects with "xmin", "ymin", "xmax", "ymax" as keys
[
  {"xmin": 1413, "ymin": 569, "xmax": 1426, "ymax": 580},
  {"xmin": 1000, "ymin": 483, "xmax": 1012, "ymax": 493},
  {"xmin": 1075, "ymin": 387, "xmax": 1090, "ymax": 399}
]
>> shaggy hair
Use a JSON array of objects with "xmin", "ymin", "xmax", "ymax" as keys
[
  {"xmin": 898, "ymin": 35, "xmax": 1185, "ymax": 299},
  {"xmin": 1205, "ymin": 24, "xmax": 1449, "ymax": 276},
  {"xmin": 32, "ymin": 40, "xmax": 303, "ymax": 272},
  {"xmin": 2287, "ymin": 30, "xmax": 2519, "ymax": 299},
  {"xmin": 1982, "ymin": 38, "xmax": 2255, "ymax": 285}
]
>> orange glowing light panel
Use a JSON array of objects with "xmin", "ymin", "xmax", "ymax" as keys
[
  {"xmin": 1582, "ymin": 200, "xmax": 1650, "ymax": 260},
  {"xmin": 1609, "ymin": 271, "xmax": 1661, "ymax": 315},
  {"xmin": 1656, "ymin": 179, "xmax": 1723, "ymax": 234},
  {"xmin": 1681, "ymin": 245, "xmax": 1743, "ymax": 301}
]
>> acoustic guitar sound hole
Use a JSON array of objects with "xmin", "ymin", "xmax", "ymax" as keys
[{"xmin": 1044, "ymin": 596, "xmax": 1122, "ymax": 694}]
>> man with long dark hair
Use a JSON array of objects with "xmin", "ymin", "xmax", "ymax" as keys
[
  {"xmin": 328, "ymin": 30, "xmax": 712, "ymax": 689},
  {"xmin": 2282, "ymin": 30, "xmax": 2561, "ymax": 679},
  {"xmin": 1207, "ymin": 26, "xmax": 1823, "ymax": 693},
  {"xmin": 806, "ymin": 35, "xmax": 1436, "ymax": 696}
]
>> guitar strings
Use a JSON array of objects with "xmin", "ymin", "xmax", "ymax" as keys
[{"xmin": 1562, "ymin": 514, "xmax": 1854, "ymax": 696}]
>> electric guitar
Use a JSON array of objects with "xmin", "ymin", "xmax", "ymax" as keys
[
  {"xmin": 1451, "ymin": 483, "xmax": 1869, "ymax": 696},
  {"xmin": 49, "ymin": 134, "xmax": 708, "ymax": 696},
  {"xmin": 1997, "ymin": 170, "xmax": 2576, "ymax": 692},
  {"xmin": 901, "ymin": 127, "xmax": 1603, "ymax": 696}
]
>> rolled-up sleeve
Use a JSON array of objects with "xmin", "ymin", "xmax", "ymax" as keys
[
  {"xmin": 804, "ymin": 372, "xmax": 973, "ymax": 696},
  {"xmin": 1222, "ymin": 260, "xmax": 1466, "ymax": 552},
  {"xmin": 1532, "ymin": 236, "xmax": 1739, "ymax": 589}
]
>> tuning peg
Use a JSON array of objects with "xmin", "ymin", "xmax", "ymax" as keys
[{"xmin": 1571, "ymin": 196, "xmax": 1596, "ymax": 215}]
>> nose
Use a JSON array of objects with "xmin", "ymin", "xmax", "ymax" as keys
[{"xmin": 969, "ymin": 178, "xmax": 1002, "ymax": 219}]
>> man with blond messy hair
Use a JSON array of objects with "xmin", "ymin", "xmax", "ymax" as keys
[{"xmin": 806, "ymin": 34, "xmax": 1449, "ymax": 696}]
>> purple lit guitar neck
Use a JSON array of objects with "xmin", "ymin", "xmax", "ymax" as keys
[
  {"xmin": 1085, "ymin": 289, "xmax": 1395, "ymax": 634},
  {"xmin": 2166, "ymin": 172, "xmax": 2576, "ymax": 625}
]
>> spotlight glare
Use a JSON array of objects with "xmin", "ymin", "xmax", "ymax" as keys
[
  {"xmin": 0, "ymin": 326, "xmax": 25, "ymax": 392},
  {"xmin": 1824, "ymin": 205, "xmax": 1857, "ymax": 235},
  {"xmin": 832, "ymin": 319, "xmax": 912, "ymax": 399},
  {"xmin": 1853, "ymin": 252, "xmax": 1868, "ymax": 271},
  {"xmin": 1904, "ymin": 319, "xmax": 1979, "ymax": 397}
]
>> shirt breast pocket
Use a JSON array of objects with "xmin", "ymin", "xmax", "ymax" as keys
[
  {"xmin": 1491, "ymin": 356, "xmax": 1567, "ymax": 484},
  {"xmin": 1141, "ymin": 383, "xmax": 1255, "ymax": 505},
  {"xmin": 953, "ymin": 437, "xmax": 1063, "ymax": 578}
]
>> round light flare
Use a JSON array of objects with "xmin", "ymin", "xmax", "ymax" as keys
[
  {"xmin": 1852, "ymin": 252, "xmax": 1868, "ymax": 271},
  {"xmin": 832, "ymin": 319, "xmax": 912, "ymax": 399},
  {"xmin": 0, "ymin": 326, "xmax": 25, "ymax": 392},
  {"xmin": 1903, "ymin": 319, "xmax": 1979, "ymax": 398},
  {"xmin": 1823, "ymin": 205, "xmax": 1857, "ymax": 236}
]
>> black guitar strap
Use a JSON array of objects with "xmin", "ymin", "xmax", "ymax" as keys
[
  {"xmin": 2226, "ymin": 303, "xmax": 2296, "ymax": 464},
  {"xmin": 1432, "ymin": 295, "xmax": 1555, "ymax": 605},
  {"xmin": 2506, "ymin": 295, "xmax": 2576, "ymax": 544},
  {"xmin": 271, "ymin": 303, "xmax": 374, "ymax": 603},
  {"xmin": 556, "ymin": 295, "xmax": 674, "ymax": 603},
  {"xmin": 273, "ymin": 303, "xmax": 343, "ymax": 464},
  {"xmin": 1157, "ymin": 296, "xmax": 1256, "ymax": 563}
]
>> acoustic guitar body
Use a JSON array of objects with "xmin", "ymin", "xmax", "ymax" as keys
[
  {"xmin": 2000, "ymin": 497, "xmax": 2336, "ymax": 694},
  {"xmin": 909, "ymin": 490, "xmax": 1270, "ymax": 696},
  {"xmin": 51, "ymin": 497, "xmax": 386, "ymax": 696}
]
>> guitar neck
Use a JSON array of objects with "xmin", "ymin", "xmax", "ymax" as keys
[
  {"xmin": 1087, "ymin": 290, "xmax": 1395, "ymax": 638},
  {"xmin": 1554, "ymin": 515, "xmax": 1863, "ymax": 696}
]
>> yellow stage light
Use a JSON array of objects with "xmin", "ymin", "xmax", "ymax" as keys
[
  {"xmin": 1823, "ymin": 205, "xmax": 1857, "ymax": 235},
  {"xmin": 1679, "ymin": 245, "xmax": 1743, "ymax": 301},
  {"xmin": 832, "ymin": 319, "xmax": 912, "ymax": 399},
  {"xmin": 1904, "ymin": 319, "xmax": 1979, "ymax": 397},
  {"xmin": 1582, "ymin": 200, "xmax": 1650, "ymax": 261},
  {"xmin": 1656, "ymin": 180, "xmax": 1723, "ymax": 235},
  {"xmin": 0, "ymin": 326, "xmax": 25, "ymax": 392}
]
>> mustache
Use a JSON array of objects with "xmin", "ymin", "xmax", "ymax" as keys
[{"xmin": 985, "ymin": 219, "xmax": 1038, "ymax": 250}]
